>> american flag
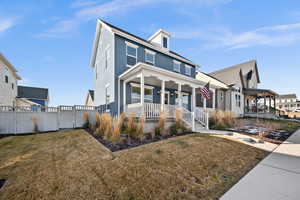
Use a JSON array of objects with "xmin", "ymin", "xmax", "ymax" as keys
[{"xmin": 197, "ymin": 82, "xmax": 211, "ymax": 100}]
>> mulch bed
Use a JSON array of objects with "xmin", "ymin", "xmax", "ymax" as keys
[
  {"xmin": 86, "ymin": 129, "xmax": 197, "ymax": 152},
  {"xmin": 0, "ymin": 179, "xmax": 6, "ymax": 190}
]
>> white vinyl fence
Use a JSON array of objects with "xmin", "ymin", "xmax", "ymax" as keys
[{"xmin": 0, "ymin": 105, "xmax": 106, "ymax": 134}]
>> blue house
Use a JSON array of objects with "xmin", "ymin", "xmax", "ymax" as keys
[{"xmin": 90, "ymin": 20, "xmax": 221, "ymax": 130}]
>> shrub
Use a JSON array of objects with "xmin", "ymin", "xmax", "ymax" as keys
[
  {"xmin": 136, "ymin": 115, "xmax": 145, "ymax": 141},
  {"xmin": 101, "ymin": 113, "xmax": 113, "ymax": 140},
  {"xmin": 209, "ymin": 110, "xmax": 236, "ymax": 130},
  {"xmin": 175, "ymin": 108, "xmax": 183, "ymax": 128},
  {"xmin": 126, "ymin": 113, "xmax": 137, "ymax": 137},
  {"xmin": 31, "ymin": 116, "xmax": 39, "ymax": 133},
  {"xmin": 118, "ymin": 112, "xmax": 127, "ymax": 132},
  {"xmin": 110, "ymin": 117, "xmax": 121, "ymax": 143},
  {"xmin": 95, "ymin": 113, "xmax": 101, "ymax": 129},
  {"xmin": 83, "ymin": 112, "xmax": 90, "ymax": 129},
  {"xmin": 158, "ymin": 111, "xmax": 166, "ymax": 136},
  {"xmin": 169, "ymin": 123, "xmax": 178, "ymax": 135}
]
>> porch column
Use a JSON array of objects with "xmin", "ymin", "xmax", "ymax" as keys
[
  {"xmin": 264, "ymin": 95, "xmax": 266, "ymax": 113},
  {"xmin": 269, "ymin": 96, "xmax": 271, "ymax": 113},
  {"xmin": 255, "ymin": 96, "xmax": 258, "ymax": 113},
  {"xmin": 123, "ymin": 80, "xmax": 126, "ymax": 112},
  {"xmin": 178, "ymin": 83, "xmax": 182, "ymax": 107},
  {"xmin": 192, "ymin": 87, "xmax": 196, "ymax": 112},
  {"xmin": 140, "ymin": 73, "xmax": 144, "ymax": 114},
  {"xmin": 161, "ymin": 79, "xmax": 165, "ymax": 111},
  {"xmin": 204, "ymin": 97, "xmax": 207, "ymax": 110}
]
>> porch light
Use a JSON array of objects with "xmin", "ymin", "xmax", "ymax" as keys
[{"xmin": 157, "ymin": 90, "xmax": 161, "ymax": 95}]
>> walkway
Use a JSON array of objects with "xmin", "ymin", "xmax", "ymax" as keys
[{"xmin": 221, "ymin": 129, "xmax": 300, "ymax": 200}]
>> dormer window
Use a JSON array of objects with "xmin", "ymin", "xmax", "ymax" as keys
[
  {"xmin": 145, "ymin": 49, "xmax": 155, "ymax": 65},
  {"xmin": 163, "ymin": 36, "xmax": 168, "ymax": 48},
  {"xmin": 173, "ymin": 60, "xmax": 181, "ymax": 72},
  {"xmin": 126, "ymin": 41, "xmax": 138, "ymax": 67},
  {"xmin": 185, "ymin": 65, "xmax": 192, "ymax": 76}
]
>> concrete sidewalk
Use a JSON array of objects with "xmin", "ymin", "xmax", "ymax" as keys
[{"xmin": 221, "ymin": 129, "xmax": 300, "ymax": 200}]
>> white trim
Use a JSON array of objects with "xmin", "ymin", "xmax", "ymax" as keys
[
  {"xmin": 125, "ymin": 41, "xmax": 139, "ymax": 48},
  {"xmin": 148, "ymin": 29, "xmax": 171, "ymax": 41},
  {"xmin": 145, "ymin": 49, "xmax": 155, "ymax": 54},
  {"xmin": 130, "ymin": 82, "xmax": 154, "ymax": 89}
]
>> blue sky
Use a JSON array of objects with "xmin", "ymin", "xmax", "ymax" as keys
[{"xmin": 1, "ymin": 0, "xmax": 300, "ymax": 106}]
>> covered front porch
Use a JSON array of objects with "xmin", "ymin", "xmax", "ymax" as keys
[
  {"xmin": 243, "ymin": 88, "xmax": 279, "ymax": 119},
  {"xmin": 118, "ymin": 62, "xmax": 214, "ymax": 129}
]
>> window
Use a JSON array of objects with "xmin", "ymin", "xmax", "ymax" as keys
[
  {"xmin": 12, "ymin": 83, "xmax": 14, "ymax": 90},
  {"xmin": 145, "ymin": 50, "xmax": 155, "ymax": 65},
  {"xmin": 298, "ymin": 104, "xmax": 300, "ymax": 107},
  {"xmin": 95, "ymin": 63, "xmax": 98, "ymax": 79},
  {"xmin": 126, "ymin": 42, "xmax": 138, "ymax": 67},
  {"xmin": 105, "ymin": 84, "xmax": 110, "ymax": 105},
  {"xmin": 5, "ymin": 75, "xmax": 8, "ymax": 83},
  {"xmin": 163, "ymin": 36, "xmax": 168, "ymax": 48},
  {"xmin": 173, "ymin": 61, "xmax": 180, "ymax": 72},
  {"xmin": 220, "ymin": 91, "xmax": 224, "ymax": 101},
  {"xmin": 185, "ymin": 65, "xmax": 192, "ymax": 76},
  {"xmin": 131, "ymin": 84, "xmax": 153, "ymax": 104},
  {"xmin": 235, "ymin": 94, "xmax": 241, "ymax": 107}
]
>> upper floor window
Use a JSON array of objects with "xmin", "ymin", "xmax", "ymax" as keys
[
  {"xmin": 105, "ymin": 84, "xmax": 110, "ymax": 105},
  {"xmin": 185, "ymin": 65, "xmax": 192, "ymax": 76},
  {"xmin": 163, "ymin": 36, "xmax": 168, "ymax": 48},
  {"xmin": 126, "ymin": 42, "xmax": 138, "ymax": 67},
  {"xmin": 5, "ymin": 75, "xmax": 8, "ymax": 83},
  {"xmin": 12, "ymin": 83, "xmax": 14, "ymax": 90},
  {"xmin": 220, "ymin": 91, "xmax": 224, "ymax": 101},
  {"xmin": 145, "ymin": 49, "xmax": 155, "ymax": 65},
  {"xmin": 95, "ymin": 63, "xmax": 98, "ymax": 79},
  {"xmin": 173, "ymin": 61, "xmax": 181, "ymax": 72}
]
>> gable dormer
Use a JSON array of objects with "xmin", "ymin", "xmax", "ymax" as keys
[{"xmin": 148, "ymin": 29, "xmax": 171, "ymax": 50}]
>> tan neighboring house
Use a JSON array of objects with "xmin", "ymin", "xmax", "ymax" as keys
[
  {"xmin": 85, "ymin": 90, "xmax": 94, "ymax": 106},
  {"xmin": 208, "ymin": 60, "xmax": 278, "ymax": 118},
  {"xmin": 0, "ymin": 53, "xmax": 21, "ymax": 106},
  {"xmin": 276, "ymin": 94, "xmax": 300, "ymax": 112}
]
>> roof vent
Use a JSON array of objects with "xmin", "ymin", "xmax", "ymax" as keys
[{"xmin": 148, "ymin": 29, "xmax": 171, "ymax": 50}]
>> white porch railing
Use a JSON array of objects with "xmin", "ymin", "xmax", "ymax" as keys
[
  {"xmin": 125, "ymin": 103, "xmax": 209, "ymax": 130},
  {"xmin": 195, "ymin": 107, "xmax": 209, "ymax": 129}
]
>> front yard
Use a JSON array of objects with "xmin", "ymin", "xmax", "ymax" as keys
[{"xmin": 0, "ymin": 130, "xmax": 268, "ymax": 200}]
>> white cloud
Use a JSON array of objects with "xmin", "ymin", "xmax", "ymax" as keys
[
  {"xmin": 0, "ymin": 17, "xmax": 17, "ymax": 34},
  {"xmin": 172, "ymin": 22, "xmax": 300, "ymax": 50},
  {"xmin": 40, "ymin": 0, "xmax": 232, "ymax": 37}
]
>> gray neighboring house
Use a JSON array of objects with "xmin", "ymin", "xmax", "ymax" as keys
[
  {"xmin": 89, "ymin": 19, "xmax": 227, "ymax": 130},
  {"xmin": 209, "ymin": 60, "xmax": 278, "ymax": 118},
  {"xmin": 17, "ymin": 86, "xmax": 49, "ymax": 107}
]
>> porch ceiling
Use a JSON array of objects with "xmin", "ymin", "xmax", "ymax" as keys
[
  {"xmin": 119, "ymin": 62, "xmax": 215, "ymax": 89},
  {"xmin": 243, "ymin": 88, "xmax": 278, "ymax": 98}
]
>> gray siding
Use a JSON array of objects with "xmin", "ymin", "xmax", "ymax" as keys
[{"xmin": 94, "ymin": 26, "xmax": 115, "ymax": 107}]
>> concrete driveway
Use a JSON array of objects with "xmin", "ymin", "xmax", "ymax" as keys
[{"xmin": 221, "ymin": 129, "xmax": 300, "ymax": 200}]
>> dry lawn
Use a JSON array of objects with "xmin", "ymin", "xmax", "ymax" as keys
[{"xmin": 0, "ymin": 129, "xmax": 268, "ymax": 200}]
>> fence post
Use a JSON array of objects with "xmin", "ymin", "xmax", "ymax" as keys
[
  {"xmin": 14, "ymin": 107, "xmax": 17, "ymax": 134},
  {"xmin": 57, "ymin": 106, "xmax": 60, "ymax": 130},
  {"xmin": 73, "ymin": 106, "xmax": 76, "ymax": 128}
]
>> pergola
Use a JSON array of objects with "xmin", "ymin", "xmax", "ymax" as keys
[{"xmin": 243, "ymin": 88, "xmax": 278, "ymax": 114}]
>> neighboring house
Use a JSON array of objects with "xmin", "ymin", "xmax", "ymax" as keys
[
  {"xmin": 209, "ymin": 60, "xmax": 278, "ymax": 118},
  {"xmin": 276, "ymin": 94, "xmax": 300, "ymax": 112},
  {"xmin": 89, "ymin": 20, "xmax": 227, "ymax": 130},
  {"xmin": 85, "ymin": 90, "xmax": 94, "ymax": 106},
  {"xmin": 16, "ymin": 86, "xmax": 49, "ymax": 107},
  {"xmin": 0, "ymin": 53, "xmax": 21, "ymax": 106}
]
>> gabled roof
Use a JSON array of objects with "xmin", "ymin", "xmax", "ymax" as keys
[
  {"xmin": 17, "ymin": 86, "xmax": 49, "ymax": 100},
  {"xmin": 90, "ymin": 19, "xmax": 196, "ymax": 67},
  {"xmin": 209, "ymin": 60, "xmax": 260, "ymax": 86},
  {"xmin": 278, "ymin": 94, "xmax": 297, "ymax": 99},
  {"xmin": 0, "ymin": 53, "xmax": 21, "ymax": 80},
  {"xmin": 88, "ymin": 90, "xmax": 94, "ymax": 101}
]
